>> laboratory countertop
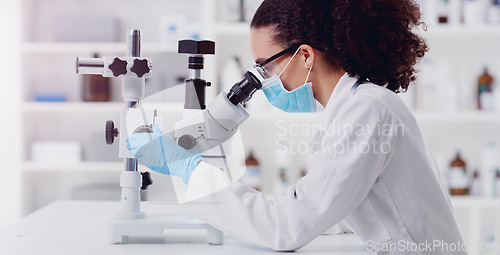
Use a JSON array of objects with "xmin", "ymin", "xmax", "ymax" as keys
[{"xmin": 0, "ymin": 201, "xmax": 374, "ymax": 255}]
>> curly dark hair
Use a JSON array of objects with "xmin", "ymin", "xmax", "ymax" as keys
[{"xmin": 250, "ymin": 0, "xmax": 428, "ymax": 93}]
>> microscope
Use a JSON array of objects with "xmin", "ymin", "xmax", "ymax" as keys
[
  {"xmin": 175, "ymin": 40, "xmax": 262, "ymax": 185},
  {"xmin": 75, "ymin": 29, "xmax": 261, "ymax": 245}
]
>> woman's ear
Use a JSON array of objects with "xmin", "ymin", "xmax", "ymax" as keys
[{"xmin": 301, "ymin": 45, "xmax": 315, "ymax": 70}]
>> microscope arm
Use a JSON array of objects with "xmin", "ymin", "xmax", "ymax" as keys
[
  {"xmin": 174, "ymin": 92, "xmax": 249, "ymax": 155},
  {"xmin": 175, "ymin": 71, "xmax": 261, "ymax": 156},
  {"xmin": 77, "ymin": 56, "xmax": 152, "ymax": 78}
]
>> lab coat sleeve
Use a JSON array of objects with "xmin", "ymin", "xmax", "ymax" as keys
[
  {"xmin": 184, "ymin": 161, "xmax": 229, "ymax": 202},
  {"xmin": 323, "ymin": 222, "xmax": 352, "ymax": 235},
  {"xmin": 184, "ymin": 96, "xmax": 398, "ymax": 251}
]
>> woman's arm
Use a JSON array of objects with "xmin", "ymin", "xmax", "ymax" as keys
[{"xmin": 185, "ymin": 96, "xmax": 397, "ymax": 251}]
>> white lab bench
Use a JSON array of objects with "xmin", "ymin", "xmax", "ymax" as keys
[{"xmin": 0, "ymin": 201, "xmax": 374, "ymax": 255}]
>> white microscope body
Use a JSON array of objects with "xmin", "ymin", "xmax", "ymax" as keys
[
  {"xmin": 76, "ymin": 30, "xmax": 261, "ymax": 245},
  {"xmin": 173, "ymin": 41, "xmax": 261, "ymax": 193}
]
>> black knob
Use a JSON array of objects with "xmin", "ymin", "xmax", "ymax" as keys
[
  {"xmin": 130, "ymin": 59, "xmax": 151, "ymax": 78},
  {"xmin": 178, "ymin": 134, "xmax": 196, "ymax": 150},
  {"xmin": 108, "ymin": 57, "xmax": 128, "ymax": 77},
  {"xmin": 141, "ymin": 172, "xmax": 153, "ymax": 190},
  {"xmin": 105, "ymin": 120, "xmax": 119, "ymax": 145},
  {"xmin": 178, "ymin": 40, "xmax": 215, "ymax": 55}
]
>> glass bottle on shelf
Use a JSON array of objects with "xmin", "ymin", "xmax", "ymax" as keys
[
  {"xmin": 469, "ymin": 169, "xmax": 482, "ymax": 196},
  {"xmin": 495, "ymin": 170, "xmax": 500, "ymax": 197},
  {"xmin": 273, "ymin": 150, "xmax": 288, "ymax": 195},
  {"xmin": 477, "ymin": 67, "xmax": 494, "ymax": 110},
  {"xmin": 463, "ymin": 0, "xmax": 488, "ymax": 25},
  {"xmin": 438, "ymin": 0, "xmax": 450, "ymax": 23},
  {"xmin": 300, "ymin": 168, "xmax": 308, "ymax": 178},
  {"xmin": 448, "ymin": 152, "xmax": 468, "ymax": 195},
  {"xmin": 82, "ymin": 53, "xmax": 111, "ymax": 102},
  {"xmin": 244, "ymin": 150, "xmax": 262, "ymax": 191},
  {"xmin": 482, "ymin": 142, "xmax": 499, "ymax": 196},
  {"xmin": 487, "ymin": 0, "xmax": 500, "ymax": 23},
  {"xmin": 273, "ymin": 168, "xmax": 287, "ymax": 195}
]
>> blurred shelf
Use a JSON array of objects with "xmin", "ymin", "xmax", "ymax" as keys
[
  {"xmin": 21, "ymin": 26, "xmax": 500, "ymax": 54},
  {"xmin": 213, "ymin": 23, "xmax": 500, "ymax": 38},
  {"xmin": 22, "ymin": 161, "xmax": 122, "ymax": 172},
  {"xmin": 22, "ymin": 102, "xmax": 184, "ymax": 113},
  {"xmin": 247, "ymin": 109, "xmax": 500, "ymax": 123},
  {"xmin": 422, "ymin": 24, "xmax": 500, "ymax": 37},
  {"xmin": 413, "ymin": 111, "xmax": 500, "ymax": 122},
  {"xmin": 23, "ymin": 102, "xmax": 123, "ymax": 113},
  {"xmin": 22, "ymin": 42, "xmax": 177, "ymax": 53},
  {"xmin": 214, "ymin": 22, "xmax": 251, "ymax": 35},
  {"xmin": 450, "ymin": 196, "xmax": 500, "ymax": 208},
  {"xmin": 22, "ymin": 103, "xmax": 500, "ymax": 123}
]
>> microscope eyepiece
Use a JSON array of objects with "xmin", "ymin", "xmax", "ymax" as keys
[{"xmin": 227, "ymin": 71, "xmax": 262, "ymax": 105}]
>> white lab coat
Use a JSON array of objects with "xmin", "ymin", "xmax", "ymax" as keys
[{"xmin": 184, "ymin": 73, "xmax": 466, "ymax": 254}]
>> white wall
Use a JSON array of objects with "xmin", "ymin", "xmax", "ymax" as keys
[{"xmin": 0, "ymin": 0, "xmax": 22, "ymax": 227}]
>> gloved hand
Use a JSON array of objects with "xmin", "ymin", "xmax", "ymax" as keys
[{"xmin": 126, "ymin": 125, "xmax": 203, "ymax": 184}]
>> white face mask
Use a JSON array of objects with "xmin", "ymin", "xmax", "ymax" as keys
[{"xmin": 261, "ymin": 46, "xmax": 316, "ymax": 113}]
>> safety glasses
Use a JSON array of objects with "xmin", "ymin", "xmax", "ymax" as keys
[{"xmin": 253, "ymin": 43, "xmax": 327, "ymax": 79}]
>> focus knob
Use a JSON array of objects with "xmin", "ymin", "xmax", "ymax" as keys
[
  {"xmin": 131, "ymin": 59, "xmax": 151, "ymax": 78},
  {"xmin": 108, "ymin": 57, "xmax": 128, "ymax": 77},
  {"xmin": 141, "ymin": 172, "xmax": 153, "ymax": 190},
  {"xmin": 178, "ymin": 134, "xmax": 196, "ymax": 150},
  {"xmin": 105, "ymin": 120, "xmax": 119, "ymax": 145}
]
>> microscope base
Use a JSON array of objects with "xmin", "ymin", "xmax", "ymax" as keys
[{"xmin": 109, "ymin": 213, "xmax": 224, "ymax": 245}]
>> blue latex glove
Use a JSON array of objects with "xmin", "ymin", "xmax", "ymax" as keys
[{"xmin": 126, "ymin": 125, "xmax": 202, "ymax": 184}]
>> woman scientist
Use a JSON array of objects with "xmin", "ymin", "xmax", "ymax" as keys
[{"xmin": 127, "ymin": 0, "xmax": 466, "ymax": 254}]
